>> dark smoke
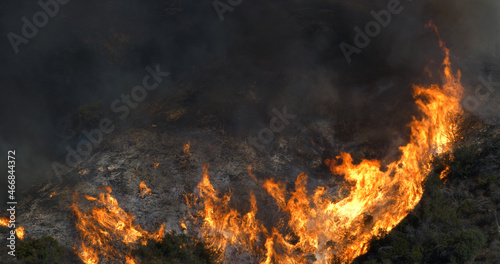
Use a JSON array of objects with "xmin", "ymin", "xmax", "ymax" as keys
[{"xmin": 0, "ymin": 0, "xmax": 499, "ymax": 205}]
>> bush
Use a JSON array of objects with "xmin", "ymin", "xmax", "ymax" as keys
[
  {"xmin": 133, "ymin": 231, "xmax": 221, "ymax": 264},
  {"xmin": 451, "ymin": 229, "xmax": 486, "ymax": 264},
  {"xmin": 17, "ymin": 236, "xmax": 62, "ymax": 264}
]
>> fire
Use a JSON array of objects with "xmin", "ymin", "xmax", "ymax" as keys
[
  {"xmin": 15, "ymin": 227, "xmax": 25, "ymax": 240},
  {"xmin": 183, "ymin": 141, "xmax": 191, "ymax": 155},
  {"xmin": 187, "ymin": 26, "xmax": 463, "ymax": 263},
  {"xmin": 0, "ymin": 217, "xmax": 8, "ymax": 227},
  {"xmin": 49, "ymin": 191, "xmax": 56, "ymax": 198},
  {"xmin": 1, "ymin": 218, "xmax": 25, "ymax": 240},
  {"xmin": 186, "ymin": 164, "xmax": 266, "ymax": 257},
  {"xmin": 139, "ymin": 181, "xmax": 152, "ymax": 198},
  {"xmin": 75, "ymin": 242, "xmax": 98, "ymax": 264},
  {"xmin": 72, "ymin": 185, "xmax": 165, "ymax": 264}
]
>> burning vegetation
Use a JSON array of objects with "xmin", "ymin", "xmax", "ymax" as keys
[
  {"xmin": 185, "ymin": 33, "xmax": 464, "ymax": 263},
  {"xmin": 139, "ymin": 182, "xmax": 152, "ymax": 198},
  {"xmin": 71, "ymin": 185, "xmax": 165, "ymax": 264}
]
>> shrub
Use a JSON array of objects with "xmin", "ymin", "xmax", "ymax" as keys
[
  {"xmin": 133, "ymin": 231, "xmax": 221, "ymax": 264},
  {"xmin": 17, "ymin": 236, "xmax": 62, "ymax": 264},
  {"xmin": 451, "ymin": 229, "xmax": 486, "ymax": 264}
]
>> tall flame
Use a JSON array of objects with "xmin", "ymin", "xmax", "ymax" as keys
[
  {"xmin": 187, "ymin": 27, "xmax": 463, "ymax": 263},
  {"xmin": 72, "ymin": 185, "xmax": 165, "ymax": 264}
]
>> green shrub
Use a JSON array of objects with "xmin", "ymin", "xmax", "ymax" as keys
[
  {"xmin": 451, "ymin": 229, "xmax": 486, "ymax": 264},
  {"xmin": 133, "ymin": 231, "xmax": 221, "ymax": 264},
  {"xmin": 17, "ymin": 236, "xmax": 62, "ymax": 264}
]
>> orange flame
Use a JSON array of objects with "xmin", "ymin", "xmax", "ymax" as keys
[
  {"xmin": 15, "ymin": 227, "xmax": 25, "ymax": 240},
  {"xmin": 139, "ymin": 181, "xmax": 152, "ymax": 198},
  {"xmin": 72, "ymin": 185, "xmax": 165, "ymax": 264},
  {"xmin": 186, "ymin": 164, "xmax": 266, "ymax": 258},
  {"xmin": 75, "ymin": 242, "xmax": 98, "ymax": 264},
  {"xmin": 0, "ymin": 217, "xmax": 8, "ymax": 227},
  {"xmin": 188, "ymin": 26, "xmax": 463, "ymax": 263}
]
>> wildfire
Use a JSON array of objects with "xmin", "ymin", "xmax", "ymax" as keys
[
  {"xmin": 187, "ymin": 26, "xmax": 463, "ymax": 263},
  {"xmin": 139, "ymin": 181, "xmax": 152, "ymax": 198},
  {"xmin": 1, "ymin": 218, "xmax": 25, "ymax": 240},
  {"xmin": 15, "ymin": 227, "xmax": 25, "ymax": 240},
  {"xmin": 186, "ymin": 164, "xmax": 266, "ymax": 257},
  {"xmin": 72, "ymin": 185, "xmax": 165, "ymax": 264}
]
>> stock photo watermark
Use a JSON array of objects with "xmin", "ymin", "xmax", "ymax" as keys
[
  {"xmin": 51, "ymin": 64, "xmax": 170, "ymax": 182},
  {"xmin": 462, "ymin": 73, "xmax": 500, "ymax": 112},
  {"xmin": 248, "ymin": 106, "xmax": 296, "ymax": 152},
  {"xmin": 339, "ymin": 0, "xmax": 406, "ymax": 64},
  {"xmin": 213, "ymin": 0, "xmax": 243, "ymax": 22},
  {"xmin": 7, "ymin": 0, "xmax": 70, "ymax": 54}
]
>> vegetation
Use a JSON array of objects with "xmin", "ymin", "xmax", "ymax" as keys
[
  {"xmin": 16, "ymin": 236, "xmax": 63, "ymax": 264},
  {"xmin": 133, "ymin": 231, "xmax": 221, "ymax": 264}
]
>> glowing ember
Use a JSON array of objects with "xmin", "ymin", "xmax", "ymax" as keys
[
  {"xmin": 187, "ymin": 26, "xmax": 463, "ymax": 263},
  {"xmin": 139, "ymin": 181, "xmax": 152, "ymax": 198},
  {"xmin": 72, "ymin": 185, "xmax": 165, "ymax": 264},
  {"xmin": 183, "ymin": 141, "xmax": 191, "ymax": 155},
  {"xmin": 49, "ymin": 191, "xmax": 56, "ymax": 198},
  {"xmin": 15, "ymin": 227, "xmax": 25, "ymax": 240}
]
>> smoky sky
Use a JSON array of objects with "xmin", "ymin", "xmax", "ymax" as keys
[{"xmin": 0, "ymin": 0, "xmax": 499, "ymax": 204}]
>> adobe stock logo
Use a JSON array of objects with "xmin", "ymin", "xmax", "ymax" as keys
[
  {"xmin": 213, "ymin": 0, "xmax": 243, "ymax": 22},
  {"xmin": 248, "ymin": 107, "xmax": 296, "ymax": 152},
  {"xmin": 51, "ymin": 64, "xmax": 170, "ymax": 182},
  {"xmin": 462, "ymin": 74, "xmax": 500, "ymax": 112},
  {"xmin": 7, "ymin": 0, "xmax": 70, "ymax": 54},
  {"xmin": 339, "ymin": 0, "xmax": 405, "ymax": 64}
]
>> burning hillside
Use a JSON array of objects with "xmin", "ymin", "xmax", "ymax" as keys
[
  {"xmin": 185, "ymin": 30, "xmax": 464, "ymax": 263},
  {"xmin": 1, "ymin": 1, "xmax": 500, "ymax": 264}
]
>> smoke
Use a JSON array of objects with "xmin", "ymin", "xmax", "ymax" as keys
[{"xmin": 0, "ymin": 0, "xmax": 499, "ymax": 204}]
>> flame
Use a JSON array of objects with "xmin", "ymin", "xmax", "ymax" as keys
[
  {"xmin": 139, "ymin": 181, "xmax": 152, "ymax": 198},
  {"xmin": 180, "ymin": 221, "xmax": 187, "ymax": 230},
  {"xmin": 247, "ymin": 165, "xmax": 258, "ymax": 183},
  {"xmin": 72, "ymin": 185, "xmax": 165, "ymax": 264},
  {"xmin": 75, "ymin": 242, "xmax": 98, "ymax": 264},
  {"xmin": 125, "ymin": 254, "xmax": 138, "ymax": 264},
  {"xmin": 0, "ymin": 218, "xmax": 25, "ymax": 240},
  {"xmin": 186, "ymin": 164, "xmax": 266, "ymax": 258},
  {"xmin": 187, "ymin": 26, "xmax": 463, "ymax": 263},
  {"xmin": 15, "ymin": 227, "xmax": 25, "ymax": 240},
  {"xmin": 49, "ymin": 191, "xmax": 56, "ymax": 198},
  {"xmin": 183, "ymin": 141, "xmax": 191, "ymax": 155},
  {"xmin": 0, "ymin": 217, "xmax": 8, "ymax": 227}
]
